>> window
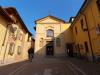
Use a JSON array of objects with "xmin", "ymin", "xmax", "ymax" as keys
[
  {"xmin": 9, "ymin": 26, "xmax": 15, "ymax": 36},
  {"xmin": 75, "ymin": 26, "xmax": 77, "ymax": 35},
  {"xmin": 80, "ymin": 19, "xmax": 87, "ymax": 31},
  {"xmin": 17, "ymin": 46, "xmax": 21, "ymax": 55},
  {"xmin": 13, "ymin": 27, "xmax": 17, "ymax": 32},
  {"xmin": 97, "ymin": 0, "xmax": 100, "ymax": 11},
  {"xmin": 10, "ymin": 26, "xmax": 14, "ymax": 33},
  {"xmin": 16, "ymin": 30, "xmax": 23, "ymax": 41},
  {"xmin": 84, "ymin": 42, "xmax": 89, "ymax": 53},
  {"xmin": 39, "ymin": 38, "xmax": 43, "ymax": 47},
  {"xmin": 13, "ymin": 27, "xmax": 17, "ymax": 36},
  {"xmin": 56, "ymin": 38, "xmax": 61, "ymax": 47},
  {"xmin": 81, "ymin": 19, "xmax": 84, "ymax": 29},
  {"xmin": 96, "ymin": 24, "xmax": 100, "ymax": 35},
  {"xmin": 8, "ymin": 43, "xmax": 15, "ymax": 56},
  {"xmin": 17, "ymin": 33, "xmax": 23, "ymax": 40},
  {"xmin": 47, "ymin": 29, "xmax": 54, "ymax": 37}
]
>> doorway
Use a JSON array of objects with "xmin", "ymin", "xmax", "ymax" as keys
[
  {"xmin": 46, "ymin": 41, "xmax": 54, "ymax": 56},
  {"xmin": 66, "ymin": 43, "xmax": 73, "ymax": 57}
]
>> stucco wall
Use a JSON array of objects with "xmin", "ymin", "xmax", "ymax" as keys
[{"xmin": 35, "ymin": 16, "xmax": 73, "ymax": 57}]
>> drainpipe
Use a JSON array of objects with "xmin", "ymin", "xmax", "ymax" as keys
[
  {"xmin": 2, "ymin": 24, "xmax": 10, "ymax": 63},
  {"xmin": 2, "ymin": 24, "xmax": 10, "ymax": 46},
  {"xmin": 80, "ymin": 12, "xmax": 95, "ymax": 62}
]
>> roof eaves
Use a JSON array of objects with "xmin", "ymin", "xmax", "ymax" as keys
[
  {"xmin": 0, "ymin": 6, "xmax": 14, "ymax": 22},
  {"xmin": 5, "ymin": 7, "xmax": 32, "ymax": 36},
  {"xmin": 35, "ymin": 15, "xmax": 66, "ymax": 24},
  {"xmin": 71, "ymin": 0, "xmax": 87, "ymax": 27}
]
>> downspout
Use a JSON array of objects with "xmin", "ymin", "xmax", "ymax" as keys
[
  {"xmin": 2, "ymin": 24, "xmax": 10, "ymax": 46},
  {"xmin": 0, "ymin": 24, "xmax": 8, "ymax": 54},
  {"xmin": 2, "ymin": 24, "xmax": 10, "ymax": 63},
  {"xmin": 80, "ymin": 12, "xmax": 95, "ymax": 62}
]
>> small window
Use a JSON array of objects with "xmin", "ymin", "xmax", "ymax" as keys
[
  {"xmin": 10, "ymin": 26, "xmax": 14, "ymax": 33},
  {"xmin": 18, "ymin": 33, "xmax": 23, "ymax": 40},
  {"xmin": 8, "ymin": 43, "xmax": 15, "ymax": 56},
  {"xmin": 16, "ymin": 30, "xmax": 23, "ymax": 41},
  {"xmin": 96, "ymin": 24, "xmax": 100, "ymax": 35},
  {"xmin": 13, "ymin": 27, "xmax": 17, "ymax": 32},
  {"xmin": 9, "ymin": 26, "xmax": 15, "ymax": 36},
  {"xmin": 39, "ymin": 38, "xmax": 43, "ymax": 47},
  {"xmin": 17, "ymin": 46, "xmax": 21, "ymax": 55},
  {"xmin": 80, "ymin": 19, "xmax": 87, "ymax": 31},
  {"xmin": 84, "ymin": 42, "xmax": 89, "ymax": 52},
  {"xmin": 56, "ymin": 38, "xmax": 61, "ymax": 47},
  {"xmin": 97, "ymin": 0, "xmax": 100, "ymax": 11}
]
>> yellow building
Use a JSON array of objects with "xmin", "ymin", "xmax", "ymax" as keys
[
  {"xmin": 5, "ymin": 7, "xmax": 32, "ymax": 62},
  {"xmin": 34, "ymin": 15, "xmax": 73, "ymax": 57},
  {"xmin": 0, "ymin": 6, "xmax": 32, "ymax": 65},
  {"xmin": 0, "ymin": 6, "xmax": 14, "ymax": 64},
  {"xmin": 71, "ymin": 0, "xmax": 100, "ymax": 62}
]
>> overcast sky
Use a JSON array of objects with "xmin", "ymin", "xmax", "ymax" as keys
[{"xmin": 0, "ymin": 0, "xmax": 84, "ymax": 36}]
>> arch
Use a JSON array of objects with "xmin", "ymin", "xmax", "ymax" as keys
[{"xmin": 46, "ymin": 26, "xmax": 54, "ymax": 30}]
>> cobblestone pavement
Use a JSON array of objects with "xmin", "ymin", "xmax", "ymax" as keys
[{"xmin": 0, "ymin": 57, "xmax": 100, "ymax": 75}]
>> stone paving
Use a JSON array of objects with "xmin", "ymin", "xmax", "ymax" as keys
[
  {"xmin": 65, "ymin": 57, "xmax": 100, "ymax": 75},
  {"xmin": 0, "ymin": 56, "xmax": 100, "ymax": 75}
]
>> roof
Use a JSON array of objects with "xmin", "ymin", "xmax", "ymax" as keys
[
  {"xmin": 71, "ymin": 0, "xmax": 88, "ymax": 27},
  {"xmin": 0, "ymin": 6, "xmax": 13, "ymax": 22},
  {"xmin": 4, "ymin": 7, "xmax": 32, "ymax": 36},
  {"xmin": 35, "ymin": 15, "xmax": 66, "ymax": 24}
]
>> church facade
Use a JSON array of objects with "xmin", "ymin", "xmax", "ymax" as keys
[{"xmin": 34, "ymin": 15, "xmax": 73, "ymax": 57}]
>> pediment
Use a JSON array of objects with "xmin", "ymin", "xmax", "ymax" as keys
[{"xmin": 35, "ymin": 16, "xmax": 65, "ymax": 24}]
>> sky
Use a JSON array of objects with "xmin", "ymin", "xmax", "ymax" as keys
[{"xmin": 0, "ymin": 0, "xmax": 84, "ymax": 36}]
